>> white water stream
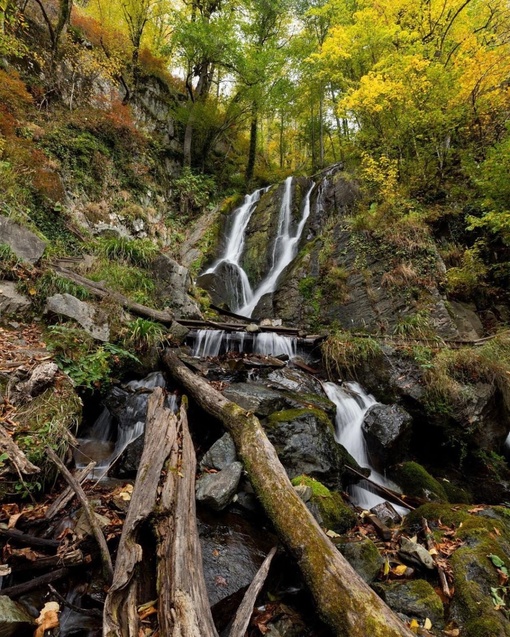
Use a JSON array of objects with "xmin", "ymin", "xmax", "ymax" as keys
[
  {"xmin": 203, "ymin": 177, "xmax": 313, "ymax": 317},
  {"xmin": 323, "ymin": 381, "xmax": 406, "ymax": 512},
  {"xmin": 191, "ymin": 329, "xmax": 298, "ymax": 359}
]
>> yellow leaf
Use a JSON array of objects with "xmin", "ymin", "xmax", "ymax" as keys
[
  {"xmin": 424, "ymin": 617, "xmax": 432, "ymax": 630},
  {"xmin": 383, "ymin": 559, "xmax": 390, "ymax": 576},
  {"xmin": 326, "ymin": 529, "xmax": 341, "ymax": 538},
  {"xmin": 29, "ymin": 288, "xmax": 37, "ymax": 296},
  {"xmin": 409, "ymin": 618, "xmax": 419, "ymax": 633},
  {"xmin": 393, "ymin": 564, "xmax": 407, "ymax": 576}
]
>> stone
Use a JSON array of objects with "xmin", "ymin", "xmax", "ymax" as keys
[
  {"xmin": 0, "ymin": 217, "xmax": 46, "ymax": 264},
  {"xmin": 245, "ymin": 323, "xmax": 260, "ymax": 333},
  {"xmin": 0, "ymin": 595, "xmax": 34, "ymax": 636},
  {"xmin": 167, "ymin": 320, "xmax": 190, "ymax": 345},
  {"xmin": 370, "ymin": 501, "xmax": 402, "ymax": 527},
  {"xmin": 200, "ymin": 433, "xmax": 237, "ymax": 471},
  {"xmin": 196, "ymin": 461, "xmax": 243, "ymax": 511},
  {"xmin": 362, "ymin": 403, "xmax": 412, "ymax": 471},
  {"xmin": 374, "ymin": 580, "xmax": 444, "ymax": 627},
  {"xmin": 197, "ymin": 261, "xmax": 246, "ymax": 311},
  {"xmin": 449, "ymin": 301, "xmax": 484, "ymax": 341},
  {"xmin": 223, "ymin": 383, "xmax": 290, "ymax": 417},
  {"xmin": 45, "ymin": 293, "xmax": 110, "ymax": 341},
  {"xmin": 398, "ymin": 536, "xmax": 435, "ymax": 570},
  {"xmin": 293, "ymin": 483, "xmax": 313, "ymax": 502},
  {"xmin": 14, "ymin": 362, "xmax": 58, "ymax": 401},
  {"xmin": 152, "ymin": 254, "xmax": 201, "ymax": 319},
  {"xmin": 0, "ymin": 281, "xmax": 31, "ymax": 317},
  {"xmin": 338, "ymin": 538, "xmax": 384, "ymax": 584}
]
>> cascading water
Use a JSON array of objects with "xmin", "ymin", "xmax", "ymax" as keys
[
  {"xmin": 323, "ymin": 381, "xmax": 406, "ymax": 512},
  {"xmin": 203, "ymin": 177, "xmax": 313, "ymax": 318},
  {"xmin": 76, "ymin": 372, "xmax": 177, "ymax": 480},
  {"xmin": 191, "ymin": 329, "xmax": 298, "ymax": 359}
]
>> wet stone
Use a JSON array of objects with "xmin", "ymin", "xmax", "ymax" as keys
[
  {"xmin": 196, "ymin": 461, "xmax": 243, "ymax": 511},
  {"xmin": 200, "ymin": 433, "xmax": 237, "ymax": 471}
]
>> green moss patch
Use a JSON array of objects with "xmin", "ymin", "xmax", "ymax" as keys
[{"xmin": 390, "ymin": 461, "xmax": 448, "ymax": 502}]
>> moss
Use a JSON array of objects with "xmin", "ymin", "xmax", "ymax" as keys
[
  {"xmin": 406, "ymin": 502, "xmax": 469, "ymax": 529},
  {"xmin": 441, "ymin": 479, "xmax": 473, "ymax": 504},
  {"xmin": 390, "ymin": 461, "xmax": 448, "ymax": 502},
  {"xmin": 377, "ymin": 579, "xmax": 444, "ymax": 626},
  {"xmin": 267, "ymin": 407, "xmax": 331, "ymax": 429},
  {"xmin": 292, "ymin": 475, "xmax": 357, "ymax": 533},
  {"xmin": 338, "ymin": 537, "xmax": 383, "ymax": 583}
]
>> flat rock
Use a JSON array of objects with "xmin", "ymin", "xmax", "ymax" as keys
[
  {"xmin": 0, "ymin": 217, "xmax": 46, "ymax": 264},
  {"xmin": 45, "ymin": 293, "xmax": 110, "ymax": 341},
  {"xmin": 0, "ymin": 281, "xmax": 31, "ymax": 317},
  {"xmin": 398, "ymin": 536, "xmax": 435, "ymax": 570},
  {"xmin": 0, "ymin": 595, "xmax": 34, "ymax": 636}
]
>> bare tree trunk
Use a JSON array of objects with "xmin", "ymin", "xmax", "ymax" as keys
[
  {"xmin": 162, "ymin": 350, "xmax": 414, "ymax": 637},
  {"xmin": 246, "ymin": 104, "xmax": 258, "ymax": 184}
]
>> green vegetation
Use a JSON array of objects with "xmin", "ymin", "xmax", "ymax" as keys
[
  {"xmin": 45, "ymin": 325, "xmax": 139, "ymax": 391},
  {"xmin": 321, "ymin": 330, "xmax": 383, "ymax": 380},
  {"xmin": 94, "ymin": 236, "xmax": 159, "ymax": 267},
  {"xmin": 86, "ymin": 260, "xmax": 156, "ymax": 306},
  {"xmin": 123, "ymin": 317, "xmax": 165, "ymax": 353},
  {"xmin": 389, "ymin": 462, "xmax": 448, "ymax": 503}
]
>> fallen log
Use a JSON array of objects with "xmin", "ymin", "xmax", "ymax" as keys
[
  {"xmin": 52, "ymin": 265, "xmax": 175, "ymax": 325},
  {"xmin": 153, "ymin": 400, "xmax": 220, "ymax": 637},
  {"xmin": 343, "ymin": 466, "xmax": 416, "ymax": 511},
  {"xmin": 45, "ymin": 461, "xmax": 96, "ymax": 520},
  {"xmin": 0, "ymin": 528, "xmax": 60, "ymax": 550},
  {"xmin": 103, "ymin": 388, "xmax": 178, "ymax": 637},
  {"xmin": 0, "ymin": 567, "xmax": 69, "ymax": 597},
  {"xmin": 163, "ymin": 350, "xmax": 414, "ymax": 637},
  {"xmin": 104, "ymin": 389, "xmax": 219, "ymax": 637}
]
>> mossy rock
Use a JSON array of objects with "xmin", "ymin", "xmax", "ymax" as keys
[
  {"xmin": 440, "ymin": 479, "xmax": 473, "ymax": 504},
  {"xmin": 390, "ymin": 461, "xmax": 448, "ymax": 502},
  {"xmin": 338, "ymin": 537, "xmax": 383, "ymax": 584},
  {"xmin": 291, "ymin": 475, "xmax": 357, "ymax": 533},
  {"xmin": 374, "ymin": 580, "xmax": 444, "ymax": 628}
]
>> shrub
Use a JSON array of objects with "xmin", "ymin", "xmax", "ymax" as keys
[
  {"xmin": 123, "ymin": 318, "xmax": 165, "ymax": 353},
  {"xmin": 94, "ymin": 236, "xmax": 158, "ymax": 267},
  {"xmin": 87, "ymin": 260, "xmax": 156, "ymax": 306}
]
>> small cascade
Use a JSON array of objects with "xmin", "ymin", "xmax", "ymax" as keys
[
  {"xmin": 323, "ymin": 381, "xmax": 406, "ymax": 512},
  {"xmin": 190, "ymin": 328, "xmax": 299, "ymax": 359},
  {"xmin": 253, "ymin": 332, "xmax": 297, "ymax": 358},
  {"xmin": 76, "ymin": 372, "xmax": 176, "ymax": 480}
]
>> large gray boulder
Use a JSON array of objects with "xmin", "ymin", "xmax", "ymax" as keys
[
  {"xmin": 197, "ymin": 261, "xmax": 248, "ymax": 310},
  {"xmin": 200, "ymin": 433, "xmax": 237, "ymax": 471},
  {"xmin": 0, "ymin": 217, "xmax": 46, "ymax": 264},
  {"xmin": 45, "ymin": 293, "xmax": 110, "ymax": 341},
  {"xmin": 151, "ymin": 254, "xmax": 201, "ymax": 319},
  {"xmin": 362, "ymin": 404, "xmax": 413, "ymax": 471},
  {"xmin": 0, "ymin": 281, "xmax": 31, "ymax": 317}
]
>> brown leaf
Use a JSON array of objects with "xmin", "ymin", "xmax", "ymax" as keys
[{"xmin": 34, "ymin": 602, "xmax": 59, "ymax": 637}]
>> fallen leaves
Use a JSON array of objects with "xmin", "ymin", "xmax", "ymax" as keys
[{"xmin": 34, "ymin": 601, "xmax": 59, "ymax": 637}]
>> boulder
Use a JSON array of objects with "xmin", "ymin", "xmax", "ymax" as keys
[
  {"xmin": 200, "ymin": 433, "xmax": 237, "ymax": 471},
  {"xmin": 374, "ymin": 580, "xmax": 444, "ymax": 627},
  {"xmin": 398, "ymin": 537, "xmax": 435, "ymax": 571},
  {"xmin": 223, "ymin": 383, "xmax": 290, "ymax": 417},
  {"xmin": 45, "ymin": 293, "xmax": 110, "ymax": 341},
  {"xmin": 0, "ymin": 281, "xmax": 31, "ymax": 317},
  {"xmin": 338, "ymin": 538, "xmax": 384, "ymax": 584},
  {"xmin": 195, "ymin": 461, "xmax": 243, "ymax": 511},
  {"xmin": 197, "ymin": 261, "xmax": 247, "ymax": 310},
  {"xmin": 0, "ymin": 595, "xmax": 34, "ymax": 636},
  {"xmin": 362, "ymin": 403, "xmax": 413, "ymax": 471},
  {"xmin": 264, "ymin": 407, "xmax": 361, "ymax": 490},
  {"xmin": 0, "ymin": 217, "xmax": 46, "ymax": 264},
  {"xmin": 151, "ymin": 254, "xmax": 201, "ymax": 319},
  {"xmin": 449, "ymin": 301, "xmax": 484, "ymax": 341},
  {"xmin": 389, "ymin": 462, "xmax": 448, "ymax": 503}
]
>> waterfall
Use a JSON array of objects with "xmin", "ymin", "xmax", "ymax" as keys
[
  {"xmin": 202, "ymin": 178, "xmax": 313, "ymax": 318},
  {"xmin": 323, "ymin": 381, "xmax": 406, "ymax": 512},
  {"xmin": 239, "ymin": 178, "xmax": 314, "ymax": 317},
  {"xmin": 191, "ymin": 328, "xmax": 298, "ymax": 359},
  {"xmin": 76, "ymin": 372, "xmax": 176, "ymax": 480}
]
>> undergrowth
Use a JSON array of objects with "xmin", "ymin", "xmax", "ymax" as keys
[{"xmin": 321, "ymin": 330, "xmax": 383, "ymax": 380}]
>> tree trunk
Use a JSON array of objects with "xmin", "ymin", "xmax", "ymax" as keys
[
  {"xmin": 162, "ymin": 350, "xmax": 414, "ymax": 637},
  {"xmin": 246, "ymin": 105, "xmax": 258, "ymax": 184},
  {"xmin": 103, "ymin": 388, "xmax": 218, "ymax": 637}
]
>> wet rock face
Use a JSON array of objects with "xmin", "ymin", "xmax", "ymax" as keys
[
  {"xmin": 362, "ymin": 404, "xmax": 413, "ymax": 472},
  {"xmin": 197, "ymin": 262, "xmax": 246, "ymax": 309},
  {"xmin": 338, "ymin": 538, "xmax": 384, "ymax": 584},
  {"xmin": 45, "ymin": 293, "xmax": 110, "ymax": 341},
  {"xmin": 199, "ymin": 510, "xmax": 276, "ymax": 608},
  {"xmin": 374, "ymin": 580, "xmax": 444, "ymax": 628}
]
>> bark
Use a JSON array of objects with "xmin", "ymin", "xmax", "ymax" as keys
[
  {"xmin": 103, "ymin": 388, "xmax": 178, "ymax": 637},
  {"xmin": 1, "ymin": 568, "xmax": 69, "ymax": 597},
  {"xmin": 154, "ymin": 401, "xmax": 219, "ymax": 637},
  {"xmin": 162, "ymin": 350, "xmax": 415, "ymax": 637},
  {"xmin": 246, "ymin": 105, "xmax": 258, "ymax": 184},
  {"xmin": 45, "ymin": 461, "xmax": 96, "ymax": 520}
]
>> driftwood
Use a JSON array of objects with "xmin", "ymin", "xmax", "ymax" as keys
[
  {"xmin": 45, "ymin": 461, "xmax": 96, "ymax": 520},
  {"xmin": 228, "ymin": 546, "xmax": 277, "ymax": 637},
  {"xmin": 0, "ymin": 423, "xmax": 40, "ymax": 475},
  {"xmin": 104, "ymin": 389, "xmax": 218, "ymax": 637},
  {"xmin": 46, "ymin": 447, "xmax": 113, "ymax": 582},
  {"xmin": 153, "ymin": 400, "xmax": 220, "ymax": 637},
  {"xmin": 163, "ymin": 350, "xmax": 414, "ymax": 637}
]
